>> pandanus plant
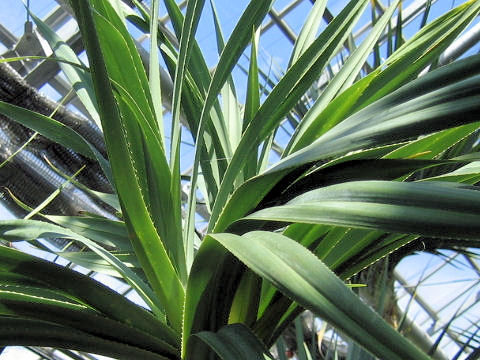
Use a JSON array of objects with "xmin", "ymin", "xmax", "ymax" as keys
[{"xmin": 1, "ymin": 0, "xmax": 480, "ymax": 359}]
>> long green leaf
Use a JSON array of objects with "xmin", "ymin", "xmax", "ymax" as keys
[
  {"xmin": 384, "ymin": 122, "xmax": 480, "ymax": 160},
  {"xmin": 0, "ymin": 286, "xmax": 177, "ymax": 357},
  {"xmin": 243, "ymin": 28, "xmax": 261, "ymax": 179},
  {"xmin": 185, "ymin": 0, "xmax": 275, "ymax": 265},
  {"xmin": 69, "ymin": 0, "xmax": 185, "ymax": 331},
  {"xmin": 97, "ymin": 1, "xmax": 186, "ymax": 282},
  {"xmin": 46, "ymin": 215, "xmax": 131, "ymax": 250},
  {"xmin": 213, "ymin": 55, "xmax": 480, "ymax": 233},
  {"xmin": 421, "ymin": 161, "xmax": 480, "ymax": 184},
  {"xmin": 359, "ymin": 0, "xmax": 480, "ymax": 107},
  {"xmin": 41, "ymin": 157, "xmax": 121, "ymax": 211},
  {"xmin": 0, "ymin": 101, "xmax": 111, "ymax": 182},
  {"xmin": 289, "ymin": 0, "xmax": 480, "ymax": 152},
  {"xmin": 0, "ymin": 317, "xmax": 172, "ymax": 360},
  {"xmin": 162, "ymin": 0, "xmax": 212, "ymax": 93},
  {"xmin": 170, "ymin": 0, "xmax": 206, "ymax": 162},
  {"xmin": 182, "ymin": 238, "xmax": 244, "ymax": 358},
  {"xmin": 24, "ymin": 166, "xmax": 85, "ymax": 220},
  {"xmin": 58, "ymin": 250, "xmax": 139, "ymax": 277},
  {"xmin": 210, "ymin": 0, "xmax": 369, "ymax": 231},
  {"xmin": 89, "ymin": 0, "xmax": 159, "ymax": 133},
  {"xmin": 170, "ymin": 0, "xmax": 206, "ymax": 271},
  {"xmin": 210, "ymin": 231, "xmax": 430, "ymax": 360},
  {"xmin": 241, "ymin": 181, "xmax": 480, "ymax": 239},
  {"xmin": 288, "ymin": 0, "xmax": 399, "ymax": 153},
  {"xmin": 0, "ymin": 220, "xmax": 163, "ymax": 318},
  {"xmin": 30, "ymin": 12, "xmax": 100, "ymax": 127},
  {"xmin": 194, "ymin": 324, "xmax": 273, "ymax": 360},
  {"xmin": 160, "ymin": 0, "xmax": 235, "ymax": 186},
  {"xmin": 228, "ymin": 269, "xmax": 261, "ymax": 327},
  {"xmin": 288, "ymin": 0, "xmax": 327, "ymax": 66},
  {"xmin": 148, "ymin": 0, "xmax": 165, "ymax": 146},
  {"xmin": 211, "ymin": 0, "xmax": 242, "ymax": 154},
  {"xmin": 268, "ymin": 56, "xmax": 480, "ymax": 174},
  {"xmin": 247, "ymin": 158, "xmax": 461, "ymax": 208},
  {"xmin": 0, "ymin": 245, "xmax": 178, "ymax": 346}
]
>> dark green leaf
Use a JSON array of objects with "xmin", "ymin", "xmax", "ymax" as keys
[
  {"xmin": 242, "ymin": 181, "xmax": 480, "ymax": 240},
  {"xmin": 0, "ymin": 317, "xmax": 173, "ymax": 360},
  {"xmin": 210, "ymin": 231, "xmax": 430, "ymax": 360},
  {"xmin": 195, "ymin": 324, "xmax": 273, "ymax": 360}
]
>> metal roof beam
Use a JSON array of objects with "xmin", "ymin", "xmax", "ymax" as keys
[
  {"xmin": 0, "ymin": 23, "xmax": 17, "ymax": 49},
  {"xmin": 268, "ymin": 8, "xmax": 297, "ymax": 44}
]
